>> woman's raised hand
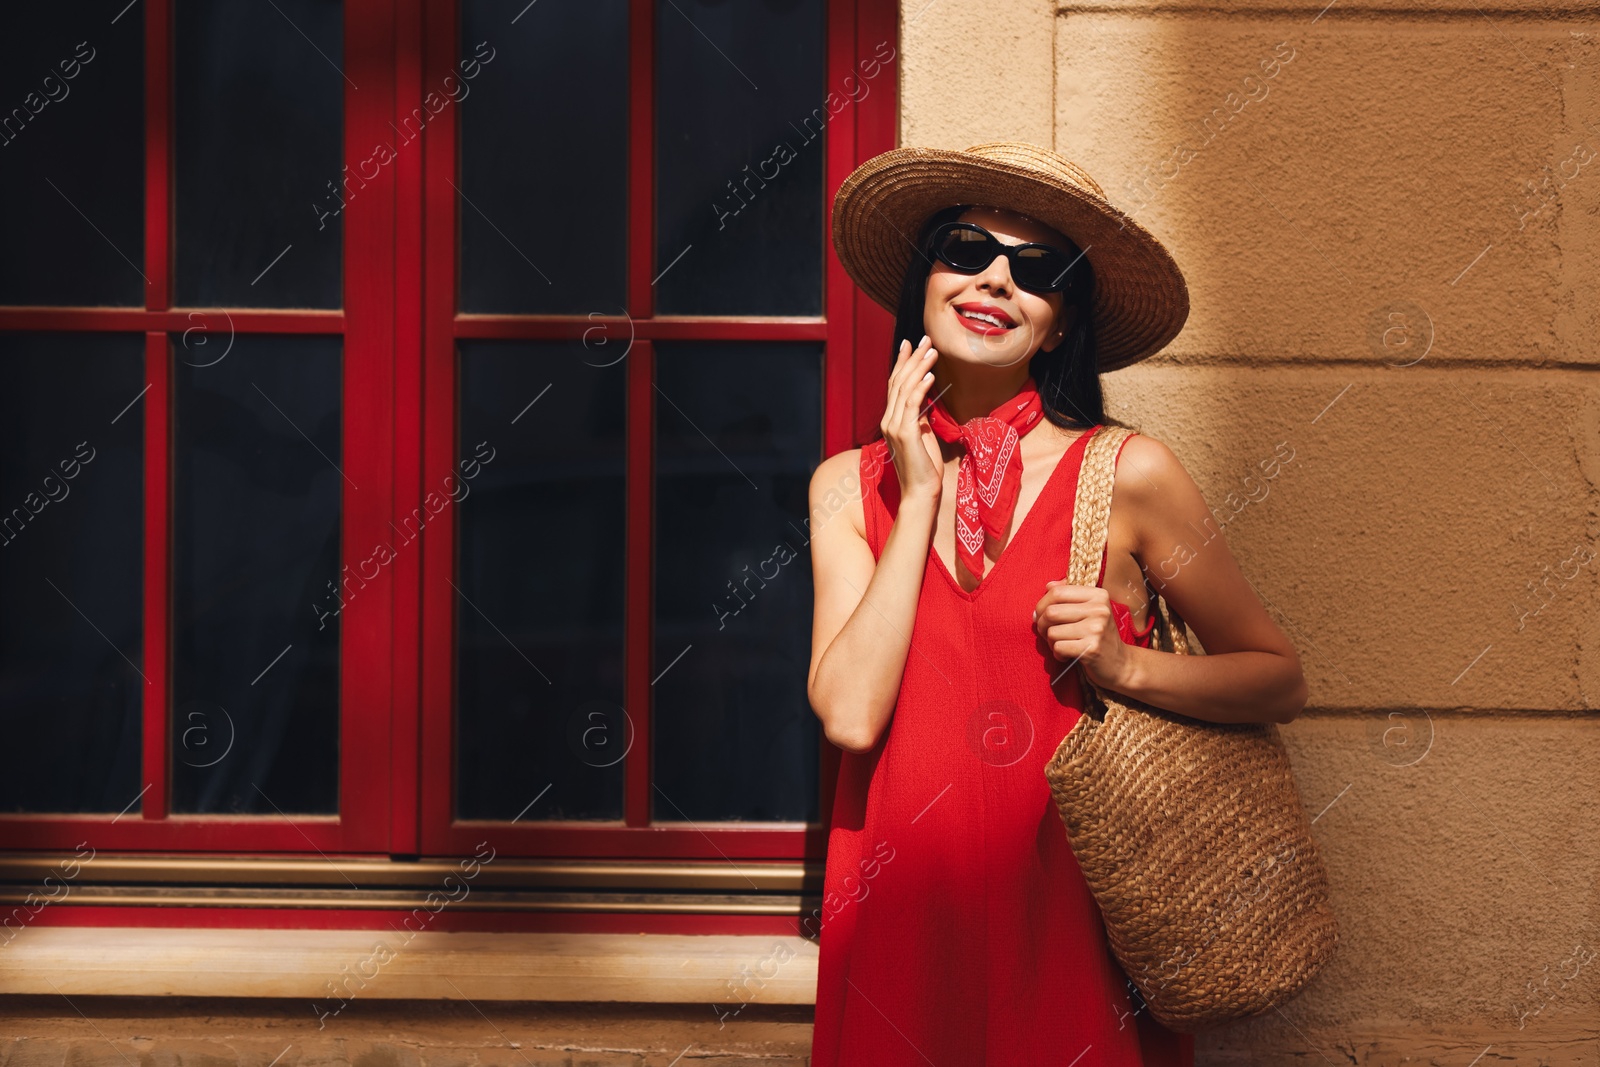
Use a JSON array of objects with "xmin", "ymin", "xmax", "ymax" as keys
[{"xmin": 881, "ymin": 335, "xmax": 945, "ymax": 507}]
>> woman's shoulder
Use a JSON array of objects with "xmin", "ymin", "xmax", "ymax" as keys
[
  {"xmin": 811, "ymin": 444, "xmax": 865, "ymax": 491},
  {"xmin": 1110, "ymin": 427, "xmax": 1188, "ymax": 497},
  {"xmin": 812, "ymin": 439, "xmax": 892, "ymax": 491},
  {"xmin": 1105, "ymin": 427, "xmax": 1209, "ymax": 551},
  {"xmin": 808, "ymin": 445, "xmax": 878, "ymax": 544}
]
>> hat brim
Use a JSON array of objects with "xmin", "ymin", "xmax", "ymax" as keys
[{"xmin": 830, "ymin": 146, "xmax": 1190, "ymax": 372}]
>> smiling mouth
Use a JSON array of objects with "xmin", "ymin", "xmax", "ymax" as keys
[{"xmin": 953, "ymin": 305, "xmax": 1017, "ymax": 333}]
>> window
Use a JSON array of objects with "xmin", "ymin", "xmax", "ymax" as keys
[{"xmin": 0, "ymin": 0, "xmax": 898, "ymax": 924}]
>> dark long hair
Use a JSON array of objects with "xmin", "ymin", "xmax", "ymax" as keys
[{"xmin": 888, "ymin": 204, "xmax": 1113, "ymax": 432}]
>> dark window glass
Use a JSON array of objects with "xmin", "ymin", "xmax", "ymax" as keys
[
  {"xmin": 654, "ymin": 0, "xmax": 825, "ymax": 316},
  {"xmin": 174, "ymin": 0, "xmax": 343, "ymax": 308},
  {"xmin": 0, "ymin": 333, "xmax": 144, "ymax": 813},
  {"xmin": 172, "ymin": 335, "xmax": 341, "ymax": 814},
  {"xmin": 652, "ymin": 343, "xmax": 821, "ymax": 822},
  {"xmin": 458, "ymin": 1, "xmax": 628, "ymax": 314},
  {"xmin": 0, "ymin": 6, "xmax": 144, "ymax": 306},
  {"xmin": 456, "ymin": 341, "xmax": 628, "ymax": 821}
]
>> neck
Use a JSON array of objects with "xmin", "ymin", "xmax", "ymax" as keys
[{"xmin": 933, "ymin": 362, "xmax": 1034, "ymax": 426}]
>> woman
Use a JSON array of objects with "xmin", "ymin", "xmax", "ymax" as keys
[{"xmin": 806, "ymin": 142, "xmax": 1307, "ymax": 1065}]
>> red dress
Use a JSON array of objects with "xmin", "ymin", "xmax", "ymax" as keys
[{"xmin": 810, "ymin": 426, "xmax": 1194, "ymax": 1067}]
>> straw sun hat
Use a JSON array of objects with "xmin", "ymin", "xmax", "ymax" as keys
[{"xmin": 830, "ymin": 141, "xmax": 1190, "ymax": 372}]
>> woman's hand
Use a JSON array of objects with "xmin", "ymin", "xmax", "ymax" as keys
[
  {"xmin": 1032, "ymin": 580, "xmax": 1133, "ymax": 691},
  {"xmin": 881, "ymin": 335, "xmax": 945, "ymax": 508}
]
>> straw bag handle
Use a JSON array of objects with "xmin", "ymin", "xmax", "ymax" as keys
[{"xmin": 1067, "ymin": 425, "xmax": 1193, "ymax": 659}]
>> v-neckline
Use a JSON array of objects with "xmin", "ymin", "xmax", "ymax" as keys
[{"xmin": 926, "ymin": 425, "xmax": 1096, "ymax": 602}]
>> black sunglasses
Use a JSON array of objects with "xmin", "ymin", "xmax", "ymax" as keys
[{"xmin": 928, "ymin": 221, "xmax": 1087, "ymax": 295}]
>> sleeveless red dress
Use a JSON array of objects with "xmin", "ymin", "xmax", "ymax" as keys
[{"xmin": 810, "ymin": 426, "xmax": 1194, "ymax": 1067}]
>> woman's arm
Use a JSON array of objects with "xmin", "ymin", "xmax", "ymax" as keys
[
  {"xmin": 805, "ymin": 448, "xmax": 938, "ymax": 753},
  {"xmin": 1033, "ymin": 434, "xmax": 1308, "ymax": 725},
  {"xmin": 808, "ymin": 335, "xmax": 948, "ymax": 753}
]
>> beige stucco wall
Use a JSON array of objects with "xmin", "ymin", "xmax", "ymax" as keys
[{"xmin": 906, "ymin": 0, "xmax": 1600, "ymax": 1062}]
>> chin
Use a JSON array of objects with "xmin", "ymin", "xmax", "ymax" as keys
[{"xmin": 951, "ymin": 330, "xmax": 1035, "ymax": 369}]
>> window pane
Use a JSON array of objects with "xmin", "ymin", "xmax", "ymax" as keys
[
  {"xmin": 0, "ymin": 333, "xmax": 144, "ymax": 813},
  {"xmin": 653, "ymin": 343, "xmax": 821, "ymax": 822},
  {"xmin": 172, "ymin": 335, "xmax": 341, "ymax": 815},
  {"xmin": 457, "ymin": 341, "xmax": 627, "ymax": 821},
  {"xmin": 0, "ymin": 8, "xmax": 144, "ymax": 306},
  {"xmin": 654, "ymin": 0, "xmax": 825, "ymax": 316},
  {"xmin": 174, "ymin": 0, "xmax": 343, "ymax": 308},
  {"xmin": 458, "ymin": 1, "xmax": 628, "ymax": 314}
]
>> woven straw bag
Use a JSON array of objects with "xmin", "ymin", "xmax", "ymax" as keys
[{"xmin": 1042, "ymin": 424, "xmax": 1338, "ymax": 1033}]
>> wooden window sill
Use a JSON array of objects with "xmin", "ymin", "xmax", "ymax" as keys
[{"xmin": 0, "ymin": 927, "xmax": 818, "ymax": 1005}]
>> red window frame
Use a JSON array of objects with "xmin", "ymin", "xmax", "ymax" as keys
[{"xmin": 0, "ymin": 0, "xmax": 898, "ymax": 871}]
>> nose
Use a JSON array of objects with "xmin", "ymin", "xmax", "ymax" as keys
[{"xmin": 975, "ymin": 251, "xmax": 1014, "ymax": 297}]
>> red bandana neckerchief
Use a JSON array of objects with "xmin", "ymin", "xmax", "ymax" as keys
[{"xmin": 926, "ymin": 380, "xmax": 1045, "ymax": 585}]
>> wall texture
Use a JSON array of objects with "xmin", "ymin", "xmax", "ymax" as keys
[{"xmin": 905, "ymin": 0, "xmax": 1600, "ymax": 1061}]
